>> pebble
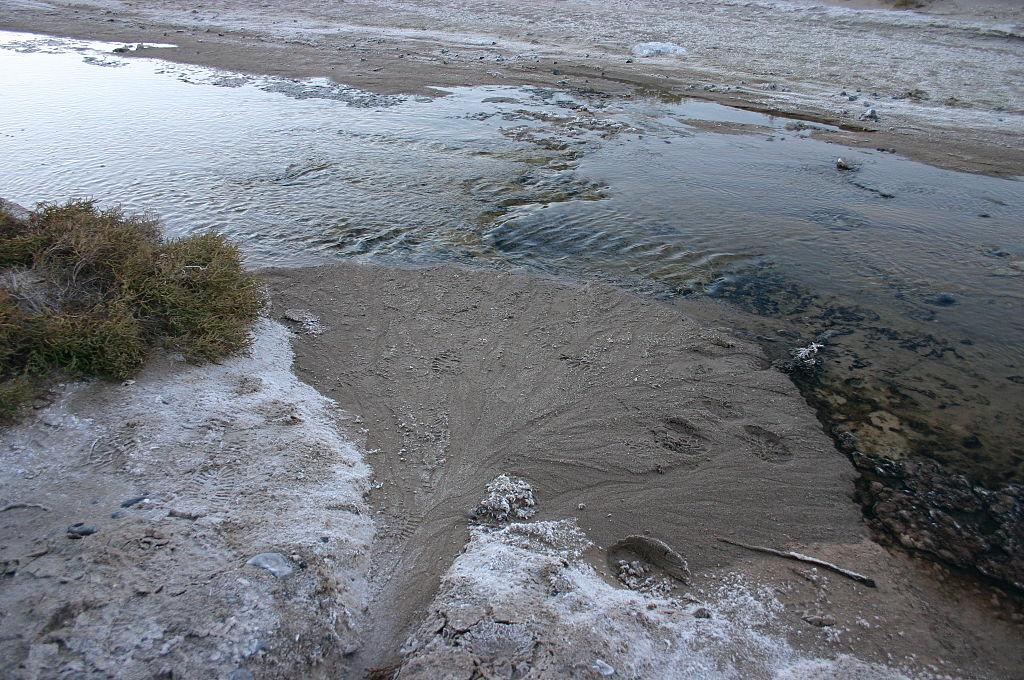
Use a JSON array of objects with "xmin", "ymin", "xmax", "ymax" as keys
[
  {"xmin": 67, "ymin": 523, "xmax": 98, "ymax": 538},
  {"xmin": 802, "ymin": 613, "xmax": 837, "ymax": 627},
  {"xmin": 694, "ymin": 607, "xmax": 713, "ymax": 619},
  {"xmin": 859, "ymin": 108, "xmax": 879, "ymax": 122},
  {"xmin": 593, "ymin": 659, "xmax": 616, "ymax": 676},
  {"xmin": 246, "ymin": 552, "xmax": 295, "ymax": 578},
  {"xmin": 836, "ymin": 157, "xmax": 853, "ymax": 171}
]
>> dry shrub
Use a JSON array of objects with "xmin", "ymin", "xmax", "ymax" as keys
[{"xmin": 0, "ymin": 200, "xmax": 263, "ymax": 421}]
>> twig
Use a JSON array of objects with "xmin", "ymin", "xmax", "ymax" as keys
[
  {"xmin": 1, "ymin": 503, "xmax": 51, "ymax": 512},
  {"xmin": 718, "ymin": 537, "xmax": 876, "ymax": 588}
]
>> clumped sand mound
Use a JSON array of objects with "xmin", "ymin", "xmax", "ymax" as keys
[{"xmin": 0, "ymin": 319, "xmax": 373, "ymax": 679}]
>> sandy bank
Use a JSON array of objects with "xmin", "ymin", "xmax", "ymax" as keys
[
  {"xmin": 1, "ymin": 0, "xmax": 1022, "ymax": 176},
  {"xmin": 2, "ymin": 260, "xmax": 1022, "ymax": 677},
  {"xmin": 263, "ymin": 263, "xmax": 1024, "ymax": 677}
]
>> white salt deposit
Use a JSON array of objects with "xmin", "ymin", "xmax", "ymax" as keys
[
  {"xmin": 474, "ymin": 473, "xmax": 537, "ymax": 522},
  {"xmin": 398, "ymin": 520, "xmax": 919, "ymax": 679},
  {"xmin": 632, "ymin": 41, "xmax": 687, "ymax": 58},
  {"xmin": 0, "ymin": 318, "xmax": 375, "ymax": 677}
]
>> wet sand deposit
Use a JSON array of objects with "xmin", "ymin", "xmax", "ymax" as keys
[
  {"xmin": 264, "ymin": 263, "xmax": 1024, "ymax": 677},
  {"xmin": 3, "ymin": 261, "xmax": 1022, "ymax": 678}
]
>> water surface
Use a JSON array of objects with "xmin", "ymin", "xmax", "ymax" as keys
[{"xmin": 1, "ymin": 31, "xmax": 1022, "ymax": 483}]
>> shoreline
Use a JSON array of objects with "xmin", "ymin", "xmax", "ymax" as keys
[
  {"xmin": 1, "ymin": 0, "xmax": 1023, "ymax": 177},
  {"xmin": 2, "ymin": 0, "xmax": 1024, "ymax": 669}
]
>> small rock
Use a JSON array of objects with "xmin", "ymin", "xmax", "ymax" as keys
[
  {"xmin": 282, "ymin": 309, "xmax": 324, "ymax": 335},
  {"xmin": 121, "ymin": 495, "xmax": 148, "ymax": 508},
  {"xmin": 926, "ymin": 292, "xmax": 957, "ymax": 307},
  {"xmin": 246, "ymin": 552, "xmax": 295, "ymax": 577},
  {"xmin": 169, "ymin": 508, "xmax": 206, "ymax": 520},
  {"xmin": 859, "ymin": 108, "xmax": 879, "ymax": 122},
  {"xmin": 228, "ymin": 670, "xmax": 255, "ymax": 680},
  {"xmin": 694, "ymin": 607, "xmax": 712, "ymax": 619},
  {"xmin": 802, "ymin": 613, "xmax": 837, "ymax": 627},
  {"xmin": 836, "ymin": 157, "xmax": 853, "ymax": 171},
  {"xmin": 593, "ymin": 659, "xmax": 616, "ymax": 676},
  {"xmin": 67, "ymin": 523, "xmax": 98, "ymax": 538}
]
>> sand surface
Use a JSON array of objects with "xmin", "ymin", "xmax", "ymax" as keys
[
  {"xmin": 1, "ymin": 0, "xmax": 1022, "ymax": 175},
  {"xmin": 2, "ymin": 261, "xmax": 1022, "ymax": 677},
  {"xmin": 264, "ymin": 263, "xmax": 1024, "ymax": 677}
]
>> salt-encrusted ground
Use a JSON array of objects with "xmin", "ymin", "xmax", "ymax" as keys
[
  {"xmin": 398, "ymin": 520, "xmax": 917, "ymax": 679},
  {"xmin": 0, "ymin": 319, "xmax": 374, "ymax": 678},
  {"xmin": 3, "ymin": 263, "xmax": 1022, "ymax": 678}
]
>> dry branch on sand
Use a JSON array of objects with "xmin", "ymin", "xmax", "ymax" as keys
[{"xmin": 718, "ymin": 537, "xmax": 877, "ymax": 587}]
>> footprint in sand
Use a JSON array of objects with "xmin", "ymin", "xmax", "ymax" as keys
[{"xmin": 742, "ymin": 424, "xmax": 792, "ymax": 462}]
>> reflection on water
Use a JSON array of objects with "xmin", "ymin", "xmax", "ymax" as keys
[{"xmin": 1, "ymin": 31, "xmax": 1022, "ymax": 484}]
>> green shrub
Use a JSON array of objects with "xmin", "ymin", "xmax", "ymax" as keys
[{"xmin": 0, "ymin": 200, "xmax": 263, "ymax": 422}]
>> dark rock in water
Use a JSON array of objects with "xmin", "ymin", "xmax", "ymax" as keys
[
  {"xmin": 926, "ymin": 292, "xmax": 957, "ymax": 307},
  {"xmin": 853, "ymin": 452, "xmax": 1024, "ymax": 592},
  {"xmin": 120, "ymin": 495, "xmax": 148, "ymax": 508},
  {"xmin": 693, "ymin": 607, "xmax": 712, "ymax": 619},
  {"xmin": 962, "ymin": 434, "xmax": 983, "ymax": 450},
  {"xmin": 835, "ymin": 157, "xmax": 853, "ymax": 171},
  {"xmin": 67, "ymin": 523, "xmax": 98, "ymax": 538}
]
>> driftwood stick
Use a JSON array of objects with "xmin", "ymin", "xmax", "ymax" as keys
[{"xmin": 718, "ymin": 537, "xmax": 877, "ymax": 588}]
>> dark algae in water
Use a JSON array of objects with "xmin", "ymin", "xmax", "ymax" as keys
[{"xmin": 708, "ymin": 264, "xmax": 1024, "ymax": 591}]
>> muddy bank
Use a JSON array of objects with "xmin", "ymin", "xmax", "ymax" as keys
[
  {"xmin": 1, "ymin": 0, "xmax": 1022, "ymax": 176},
  {"xmin": 264, "ymin": 262, "xmax": 1024, "ymax": 677}
]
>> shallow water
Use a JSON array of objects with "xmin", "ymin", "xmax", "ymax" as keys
[{"xmin": 1, "ymin": 31, "xmax": 1022, "ymax": 483}]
